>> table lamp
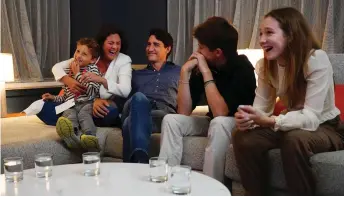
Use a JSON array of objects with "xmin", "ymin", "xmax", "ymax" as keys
[
  {"xmin": 237, "ymin": 49, "xmax": 264, "ymax": 67},
  {"xmin": 237, "ymin": 49, "xmax": 264, "ymax": 85},
  {"xmin": 1, "ymin": 53, "xmax": 15, "ymax": 117}
]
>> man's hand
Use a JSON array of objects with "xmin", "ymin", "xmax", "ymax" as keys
[
  {"xmin": 42, "ymin": 93, "xmax": 55, "ymax": 101},
  {"xmin": 190, "ymin": 52, "xmax": 211, "ymax": 74},
  {"xmin": 70, "ymin": 60, "xmax": 80, "ymax": 75},
  {"xmin": 93, "ymin": 98, "xmax": 110, "ymax": 118},
  {"xmin": 181, "ymin": 58, "xmax": 198, "ymax": 73},
  {"xmin": 80, "ymin": 72, "xmax": 104, "ymax": 84}
]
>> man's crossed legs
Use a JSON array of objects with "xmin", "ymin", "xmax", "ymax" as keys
[{"xmin": 159, "ymin": 114, "xmax": 236, "ymax": 182}]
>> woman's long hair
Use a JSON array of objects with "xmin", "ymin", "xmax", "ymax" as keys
[{"xmin": 263, "ymin": 7, "xmax": 320, "ymax": 108}]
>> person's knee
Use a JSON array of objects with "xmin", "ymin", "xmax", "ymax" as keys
[
  {"xmin": 105, "ymin": 106, "xmax": 119, "ymax": 118},
  {"xmin": 210, "ymin": 117, "xmax": 235, "ymax": 128},
  {"xmin": 232, "ymin": 129, "xmax": 256, "ymax": 151},
  {"xmin": 281, "ymin": 130, "xmax": 310, "ymax": 154},
  {"xmin": 62, "ymin": 110, "xmax": 74, "ymax": 119},
  {"xmin": 163, "ymin": 114, "xmax": 180, "ymax": 123},
  {"xmin": 162, "ymin": 114, "xmax": 181, "ymax": 128},
  {"xmin": 36, "ymin": 101, "xmax": 59, "ymax": 126},
  {"xmin": 79, "ymin": 105, "xmax": 92, "ymax": 115},
  {"xmin": 161, "ymin": 114, "xmax": 183, "ymax": 136},
  {"xmin": 209, "ymin": 117, "xmax": 235, "ymax": 137},
  {"xmin": 132, "ymin": 92, "xmax": 149, "ymax": 104}
]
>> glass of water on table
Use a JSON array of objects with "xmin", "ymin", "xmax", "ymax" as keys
[
  {"xmin": 149, "ymin": 157, "xmax": 168, "ymax": 182},
  {"xmin": 169, "ymin": 165, "xmax": 192, "ymax": 195},
  {"xmin": 83, "ymin": 152, "xmax": 100, "ymax": 176},
  {"xmin": 3, "ymin": 157, "xmax": 24, "ymax": 182},
  {"xmin": 35, "ymin": 153, "xmax": 53, "ymax": 178}
]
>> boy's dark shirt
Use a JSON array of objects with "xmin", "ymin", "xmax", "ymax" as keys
[{"xmin": 189, "ymin": 55, "xmax": 256, "ymax": 118}]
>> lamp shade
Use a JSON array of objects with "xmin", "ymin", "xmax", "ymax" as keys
[
  {"xmin": 237, "ymin": 49, "xmax": 264, "ymax": 67},
  {"xmin": 0, "ymin": 53, "xmax": 14, "ymax": 82}
]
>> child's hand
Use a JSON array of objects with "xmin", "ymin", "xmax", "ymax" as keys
[
  {"xmin": 70, "ymin": 60, "xmax": 80, "ymax": 75},
  {"xmin": 42, "ymin": 93, "xmax": 55, "ymax": 101}
]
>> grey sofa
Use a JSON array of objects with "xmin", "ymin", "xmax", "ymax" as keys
[{"xmin": 1, "ymin": 54, "xmax": 343, "ymax": 195}]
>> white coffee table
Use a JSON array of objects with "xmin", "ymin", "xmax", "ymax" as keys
[{"xmin": 1, "ymin": 163, "xmax": 230, "ymax": 196}]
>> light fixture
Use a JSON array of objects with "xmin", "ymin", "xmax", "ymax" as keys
[
  {"xmin": 1, "ymin": 53, "xmax": 15, "ymax": 117},
  {"xmin": 237, "ymin": 49, "xmax": 264, "ymax": 85},
  {"xmin": 237, "ymin": 49, "xmax": 264, "ymax": 68}
]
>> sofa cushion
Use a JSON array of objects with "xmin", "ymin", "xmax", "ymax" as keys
[
  {"xmin": 225, "ymin": 144, "xmax": 240, "ymax": 182},
  {"xmin": 1, "ymin": 116, "xmax": 82, "ymax": 171},
  {"xmin": 1, "ymin": 116, "xmax": 59, "ymax": 145},
  {"xmin": 1, "ymin": 140, "xmax": 82, "ymax": 172},
  {"xmin": 1, "ymin": 115, "xmax": 119, "ymax": 171},
  {"xmin": 102, "ymin": 131, "xmax": 161, "ymax": 160},
  {"xmin": 311, "ymin": 150, "xmax": 344, "ymax": 195},
  {"xmin": 181, "ymin": 136, "xmax": 208, "ymax": 170},
  {"xmin": 103, "ymin": 131, "xmax": 209, "ymax": 171},
  {"xmin": 329, "ymin": 54, "xmax": 344, "ymax": 84},
  {"xmin": 101, "ymin": 127, "xmax": 123, "ymax": 158}
]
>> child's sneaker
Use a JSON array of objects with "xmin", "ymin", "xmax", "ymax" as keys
[
  {"xmin": 80, "ymin": 134, "xmax": 100, "ymax": 151},
  {"xmin": 56, "ymin": 117, "xmax": 81, "ymax": 148}
]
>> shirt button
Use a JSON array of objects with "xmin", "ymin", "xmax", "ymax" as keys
[
  {"xmin": 158, "ymin": 73, "xmax": 160, "ymax": 75},
  {"xmin": 156, "ymin": 79, "xmax": 159, "ymax": 81},
  {"xmin": 156, "ymin": 86, "xmax": 158, "ymax": 88}
]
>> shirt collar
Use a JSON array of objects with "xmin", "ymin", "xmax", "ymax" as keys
[{"xmin": 146, "ymin": 61, "xmax": 175, "ymax": 71}]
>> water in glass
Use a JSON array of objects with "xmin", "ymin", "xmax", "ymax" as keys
[
  {"xmin": 35, "ymin": 154, "xmax": 53, "ymax": 178},
  {"xmin": 149, "ymin": 157, "xmax": 168, "ymax": 182},
  {"xmin": 4, "ymin": 157, "xmax": 24, "ymax": 182},
  {"xmin": 83, "ymin": 152, "xmax": 100, "ymax": 176},
  {"xmin": 169, "ymin": 165, "xmax": 191, "ymax": 195}
]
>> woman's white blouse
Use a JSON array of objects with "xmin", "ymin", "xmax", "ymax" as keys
[
  {"xmin": 52, "ymin": 53, "xmax": 132, "ymax": 99},
  {"xmin": 253, "ymin": 49, "xmax": 340, "ymax": 131}
]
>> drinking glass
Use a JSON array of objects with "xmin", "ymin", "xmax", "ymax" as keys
[
  {"xmin": 168, "ymin": 165, "xmax": 192, "ymax": 195},
  {"xmin": 82, "ymin": 152, "xmax": 100, "ymax": 176},
  {"xmin": 3, "ymin": 157, "xmax": 24, "ymax": 182},
  {"xmin": 35, "ymin": 153, "xmax": 53, "ymax": 178},
  {"xmin": 149, "ymin": 157, "xmax": 168, "ymax": 182}
]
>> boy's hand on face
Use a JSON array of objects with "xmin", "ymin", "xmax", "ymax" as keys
[
  {"xmin": 182, "ymin": 58, "xmax": 198, "ymax": 73},
  {"xmin": 190, "ymin": 52, "xmax": 211, "ymax": 74},
  {"xmin": 42, "ymin": 93, "xmax": 55, "ymax": 101},
  {"xmin": 70, "ymin": 60, "xmax": 80, "ymax": 75}
]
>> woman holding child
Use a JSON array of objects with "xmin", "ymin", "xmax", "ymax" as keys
[
  {"xmin": 36, "ymin": 25, "xmax": 132, "ymax": 149},
  {"xmin": 233, "ymin": 7, "xmax": 343, "ymax": 195}
]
